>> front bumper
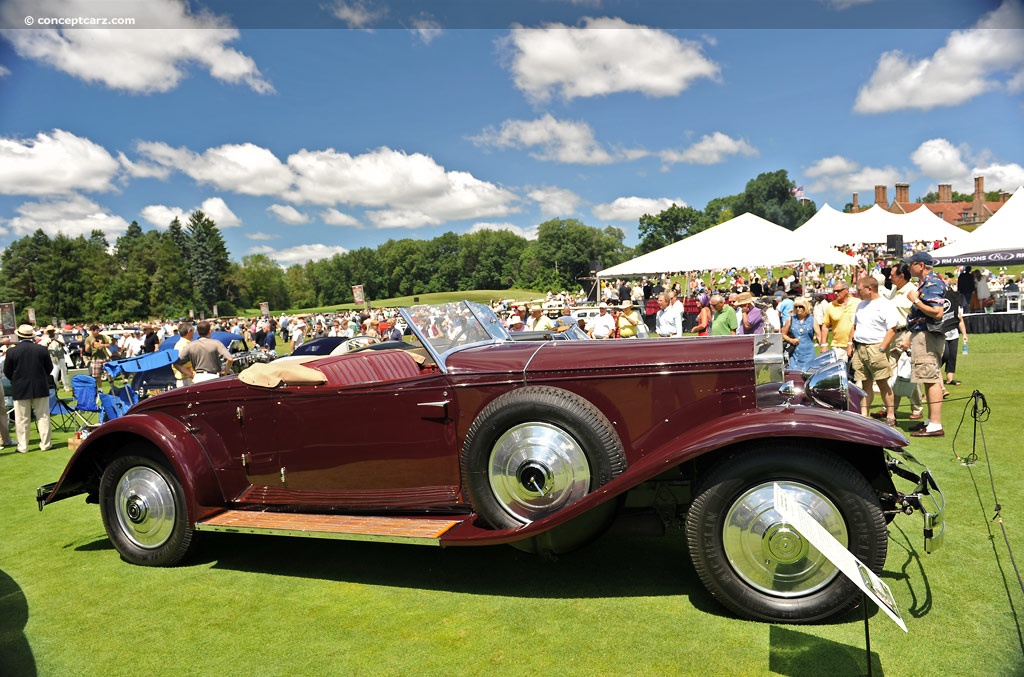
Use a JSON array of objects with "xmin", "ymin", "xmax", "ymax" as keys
[{"xmin": 885, "ymin": 449, "xmax": 945, "ymax": 553}]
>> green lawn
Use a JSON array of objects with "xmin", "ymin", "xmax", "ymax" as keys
[{"xmin": 2, "ymin": 333, "xmax": 1022, "ymax": 675}]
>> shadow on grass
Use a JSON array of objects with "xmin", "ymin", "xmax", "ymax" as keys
[
  {"xmin": 965, "ymin": 462, "xmax": 1024, "ymax": 658},
  {"xmin": 769, "ymin": 625, "xmax": 881, "ymax": 676},
  {"xmin": 884, "ymin": 523, "xmax": 932, "ymax": 619},
  {"xmin": 0, "ymin": 568, "xmax": 37, "ymax": 677},
  {"xmin": 197, "ymin": 526, "xmax": 707, "ymax": 601}
]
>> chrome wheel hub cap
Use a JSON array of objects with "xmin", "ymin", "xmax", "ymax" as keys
[
  {"xmin": 114, "ymin": 467, "xmax": 176, "ymax": 549},
  {"xmin": 723, "ymin": 481, "xmax": 847, "ymax": 597},
  {"xmin": 488, "ymin": 422, "xmax": 590, "ymax": 523}
]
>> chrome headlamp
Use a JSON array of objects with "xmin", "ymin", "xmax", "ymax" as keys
[{"xmin": 804, "ymin": 360, "xmax": 850, "ymax": 410}]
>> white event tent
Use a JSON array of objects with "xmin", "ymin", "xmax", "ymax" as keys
[
  {"xmin": 793, "ymin": 203, "xmax": 966, "ymax": 249},
  {"xmin": 597, "ymin": 212, "xmax": 852, "ymax": 279},
  {"xmin": 932, "ymin": 185, "xmax": 1024, "ymax": 266}
]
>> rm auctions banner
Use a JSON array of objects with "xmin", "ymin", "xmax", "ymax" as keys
[{"xmin": 352, "ymin": 285, "xmax": 365, "ymax": 305}]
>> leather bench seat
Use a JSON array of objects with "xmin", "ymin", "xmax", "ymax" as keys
[{"xmin": 312, "ymin": 350, "xmax": 422, "ymax": 387}]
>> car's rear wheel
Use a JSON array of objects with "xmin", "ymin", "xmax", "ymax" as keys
[
  {"xmin": 461, "ymin": 386, "xmax": 626, "ymax": 540},
  {"xmin": 685, "ymin": 444, "xmax": 887, "ymax": 623},
  {"xmin": 99, "ymin": 454, "xmax": 193, "ymax": 567}
]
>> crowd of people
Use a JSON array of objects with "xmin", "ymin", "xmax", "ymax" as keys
[{"xmin": 3, "ymin": 243, "xmax": 1020, "ymax": 453}]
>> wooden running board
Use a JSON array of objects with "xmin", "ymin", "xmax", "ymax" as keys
[{"xmin": 195, "ymin": 510, "xmax": 463, "ymax": 546}]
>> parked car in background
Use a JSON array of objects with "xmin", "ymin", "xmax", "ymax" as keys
[{"xmin": 37, "ymin": 301, "xmax": 943, "ymax": 623}]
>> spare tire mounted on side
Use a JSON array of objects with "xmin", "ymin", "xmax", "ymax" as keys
[{"xmin": 460, "ymin": 386, "xmax": 627, "ymax": 530}]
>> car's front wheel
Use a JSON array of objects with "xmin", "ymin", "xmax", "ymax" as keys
[
  {"xmin": 685, "ymin": 444, "xmax": 887, "ymax": 623},
  {"xmin": 99, "ymin": 454, "xmax": 194, "ymax": 567}
]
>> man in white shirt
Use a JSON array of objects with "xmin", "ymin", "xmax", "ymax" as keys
[
  {"xmin": 586, "ymin": 303, "xmax": 616, "ymax": 339},
  {"xmin": 655, "ymin": 293, "xmax": 683, "ymax": 337},
  {"xmin": 848, "ymin": 276, "xmax": 901, "ymax": 425}
]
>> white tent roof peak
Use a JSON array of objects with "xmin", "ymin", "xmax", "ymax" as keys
[{"xmin": 597, "ymin": 211, "xmax": 851, "ymax": 278}]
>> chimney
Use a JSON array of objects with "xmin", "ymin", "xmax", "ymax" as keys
[
  {"xmin": 852, "ymin": 192, "xmax": 860, "ymax": 211},
  {"xmin": 1001, "ymin": 191, "xmax": 1012, "ymax": 203},
  {"xmin": 974, "ymin": 176, "xmax": 985, "ymax": 199},
  {"xmin": 938, "ymin": 184, "xmax": 952, "ymax": 203},
  {"xmin": 895, "ymin": 183, "xmax": 909, "ymax": 204},
  {"xmin": 874, "ymin": 185, "xmax": 888, "ymax": 207}
]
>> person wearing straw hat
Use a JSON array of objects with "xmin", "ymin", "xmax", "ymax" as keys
[
  {"xmin": 735, "ymin": 291, "xmax": 764, "ymax": 335},
  {"xmin": 616, "ymin": 300, "xmax": 641, "ymax": 338},
  {"xmin": 3, "ymin": 324, "xmax": 53, "ymax": 453}
]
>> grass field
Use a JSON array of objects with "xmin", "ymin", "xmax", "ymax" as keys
[{"xmin": 2, "ymin": 333, "xmax": 1023, "ymax": 676}]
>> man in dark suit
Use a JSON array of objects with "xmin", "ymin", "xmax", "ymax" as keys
[{"xmin": 3, "ymin": 324, "xmax": 53, "ymax": 453}]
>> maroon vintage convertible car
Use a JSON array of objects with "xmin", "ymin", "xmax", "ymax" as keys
[{"xmin": 37, "ymin": 301, "xmax": 944, "ymax": 623}]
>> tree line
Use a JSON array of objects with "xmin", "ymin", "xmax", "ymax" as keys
[{"xmin": 0, "ymin": 170, "xmax": 811, "ymax": 324}]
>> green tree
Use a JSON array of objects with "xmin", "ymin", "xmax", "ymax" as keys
[
  {"xmin": 733, "ymin": 169, "xmax": 815, "ymax": 230},
  {"xmin": 285, "ymin": 264, "xmax": 316, "ymax": 309},
  {"xmin": 524, "ymin": 218, "xmax": 629, "ymax": 291},
  {"xmin": 239, "ymin": 254, "xmax": 290, "ymax": 310},
  {"xmin": 185, "ymin": 210, "xmax": 230, "ymax": 312},
  {"xmin": 637, "ymin": 204, "xmax": 711, "ymax": 254}
]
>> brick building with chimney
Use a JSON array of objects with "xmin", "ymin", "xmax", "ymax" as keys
[{"xmin": 850, "ymin": 176, "xmax": 1011, "ymax": 229}]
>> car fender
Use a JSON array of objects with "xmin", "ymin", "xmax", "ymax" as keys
[
  {"xmin": 442, "ymin": 405, "xmax": 905, "ymax": 545},
  {"xmin": 39, "ymin": 412, "xmax": 224, "ymax": 521}
]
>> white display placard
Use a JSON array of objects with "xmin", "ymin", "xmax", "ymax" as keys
[{"xmin": 773, "ymin": 483, "xmax": 907, "ymax": 632}]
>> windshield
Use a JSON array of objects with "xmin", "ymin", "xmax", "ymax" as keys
[{"xmin": 400, "ymin": 301, "xmax": 508, "ymax": 367}]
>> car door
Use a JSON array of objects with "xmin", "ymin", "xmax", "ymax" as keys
[{"xmin": 238, "ymin": 372, "xmax": 461, "ymax": 510}]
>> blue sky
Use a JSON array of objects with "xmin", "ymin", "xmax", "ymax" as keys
[{"xmin": 0, "ymin": 0, "xmax": 1022, "ymax": 267}]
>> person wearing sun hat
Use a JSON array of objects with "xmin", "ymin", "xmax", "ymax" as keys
[
  {"xmin": 616, "ymin": 299, "xmax": 642, "ymax": 338},
  {"xmin": 735, "ymin": 291, "xmax": 764, "ymax": 335},
  {"xmin": 3, "ymin": 324, "xmax": 54, "ymax": 453}
]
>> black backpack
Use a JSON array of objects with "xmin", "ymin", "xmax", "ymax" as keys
[{"xmin": 926, "ymin": 286, "xmax": 960, "ymax": 334}]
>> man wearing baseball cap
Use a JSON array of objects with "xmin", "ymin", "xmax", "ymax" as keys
[{"xmin": 899, "ymin": 251, "xmax": 947, "ymax": 437}]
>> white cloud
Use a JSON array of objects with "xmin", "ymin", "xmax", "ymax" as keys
[
  {"xmin": 973, "ymin": 162, "xmax": 1024, "ymax": 191},
  {"xmin": 410, "ymin": 18, "xmax": 443, "ymax": 44},
  {"xmin": 0, "ymin": 0, "xmax": 272, "ymax": 94},
  {"xmin": 819, "ymin": 0, "xmax": 877, "ymax": 9},
  {"xmin": 910, "ymin": 139, "xmax": 970, "ymax": 182},
  {"xmin": 0, "ymin": 195, "xmax": 129, "ymax": 238},
  {"xmin": 329, "ymin": 1, "xmax": 387, "ymax": 28},
  {"xmin": 804, "ymin": 155, "xmax": 861, "ymax": 178},
  {"xmin": 200, "ymin": 197, "xmax": 241, "ymax": 227},
  {"xmin": 528, "ymin": 187, "xmax": 581, "ymax": 217},
  {"xmin": 471, "ymin": 114, "xmax": 646, "ymax": 164},
  {"xmin": 0, "ymin": 65, "xmax": 9, "ymax": 77},
  {"xmin": 503, "ymin": 17, "xmax": 720, "ymax": 103},
  {"xmin": 659, "ymin": 132, "xmax": 758, "ymax": 166},
  {"xmin": 117, "ymin": 152, "xmax": 171, "ymax": 180},
  {"xmin": 592, "ymin": 197, "xmax": 685, "ymax": 222},
  {"xmin": 140, "ymin": 197, "xmax": 240, "ymax": 228},
  {"xmin": 139, "ymin": 204, "xmax": 185, "ymax": 228},
  {"xmin": 467, "ymin": 222, "xmax": 539, "ymax": 240},
  {"xmin": 0, "ymin": 129, "xmax": 120, "ymax": 195},
  {"xmin": 267, "ymin": 204, "xmax": 309, "ymax": 225},
  {"xmin": 246, "ymin": 232, "xmax": 278, "ymax": 241},
  {"xmin": 854, "ymin": 1, "xmax": 1024, "ymax": 113},
  {"xmin": 802, "ymin": 155, "xmax": 903, "ymax": 199},
  {"xmin": 287, "ymin": 147, "xmax": 519, "ymax": 227},
  {"xmin": 136, "ymin": 141, "xmax": 294, "ymax": 196},
  {"xmin": 320, "ymin": 208, "xmax": 361, "ymax": 227},
  {"xmin": 249, "ymin": 243, "xmax": 348, "ymax": 266}
]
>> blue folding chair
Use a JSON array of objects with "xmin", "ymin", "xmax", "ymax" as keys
[
  {"xmin": 70, "ymin": 374, "xmax": 101, "ymax": 425},
  {"xmin": 99, "ymin": 393, "xmax": 130, "ymax": 422},
  {"xmin": 49, "ymin": 391, "xmax": 79, "ymax": 433}
]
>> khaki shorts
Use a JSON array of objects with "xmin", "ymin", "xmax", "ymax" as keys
[
  {"xmin": 910, "ymin": 330, "xmax": 944, "ymax": 384},
  {"xmin": 852, "ymin": 342, "xmax": 892, "ymax": 382}
]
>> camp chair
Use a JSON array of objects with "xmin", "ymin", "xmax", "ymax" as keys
[
  {"xmin": 103, "ymin": 350, "xmax": 178, "ymax": 403},
  {"xmin": 49, "ymin": 391, "xmax": 79, "ymax": 433},
  {"xmin": 98, "ymin": 393, "xmax": 130, "ymax": 422},
  {"xmin": 69, "ymin": 374, "xmax": 101, "ymax": 425},
  {"xmin": 2, "ymin": 375, "xmax": 13, "ymax": 434}
]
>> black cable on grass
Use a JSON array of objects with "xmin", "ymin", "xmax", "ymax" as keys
[{"xmin": 950, "ymin": 390, "xmax": 1024, "ymax": 602}]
